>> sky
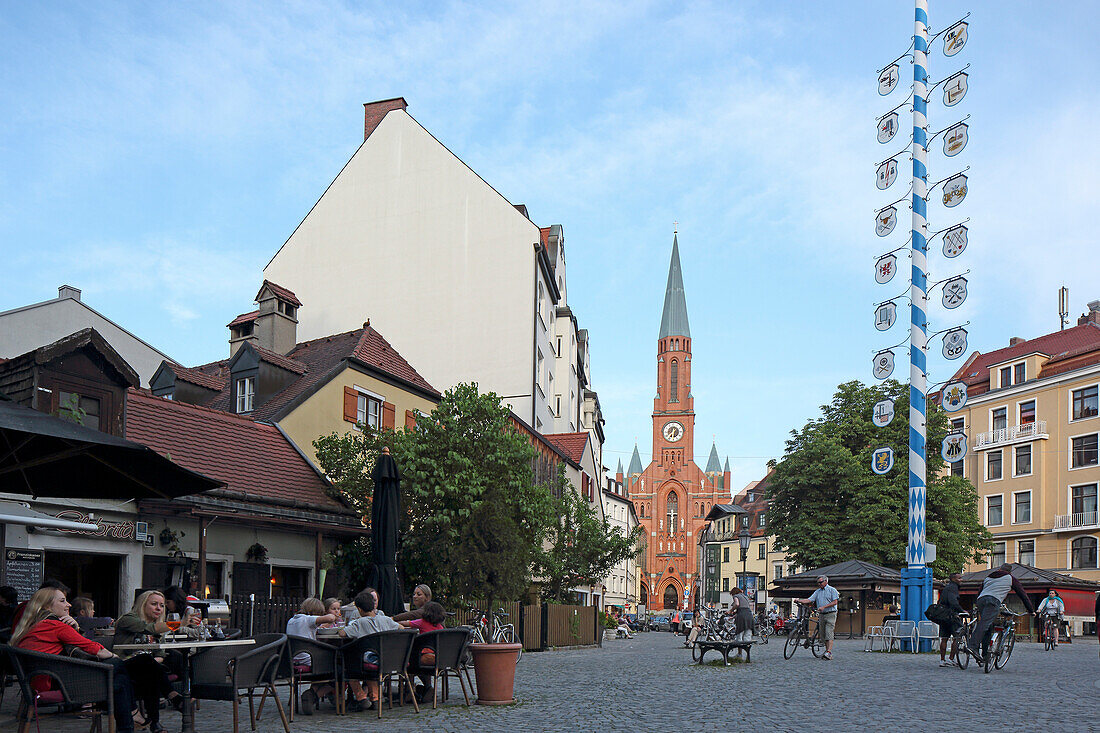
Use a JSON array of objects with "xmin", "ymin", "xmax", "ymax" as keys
[{"xmin": 2, "ymin": 2, "xmax": 1099, "ymax": 496}]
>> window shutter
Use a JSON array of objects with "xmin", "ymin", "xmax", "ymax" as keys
[
  {"xmin": 382, "ymin": 402, "xmax": 396, "ymax": 429},
  {"xmin": 405, "ymin": 410, "xmax": 417, "ymax": 430},
  {"xmin": 343, "ymin": 387, "xmax": 358, "ymax": 422}
]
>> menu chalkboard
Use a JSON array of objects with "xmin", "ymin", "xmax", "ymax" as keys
[{"xmin": 4, "ymin": 548, "xmax": 44, "ymax": 603}]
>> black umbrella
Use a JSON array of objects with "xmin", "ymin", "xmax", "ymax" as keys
[
  {"xmin": 0, "ymin": 397, "xmax": 223, "ymax": 499},
  {"xmin": 367, "ymin": 447, "xmax": 404, "ymax": 616}
]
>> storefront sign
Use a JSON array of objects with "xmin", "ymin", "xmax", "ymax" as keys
[
  {"xmin": 4, "ymin": 548, "xmax": 44, "ymax": 601},
  {"xmin": 52, "ymin": 511, "xmax": 148, "ymax": 542}
]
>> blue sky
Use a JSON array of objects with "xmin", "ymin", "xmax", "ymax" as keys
[{"xmin": 2, "ymin": 2, "xmax": 1098, "ymax": 494}]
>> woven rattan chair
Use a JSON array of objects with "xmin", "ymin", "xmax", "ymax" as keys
[
  {"xmin": 189, "ymin": 635, "xmax": 289, "ymax": 733},
  {"xmin": 408, "ymin": 628, "xmax": 474, "ymax": 708},
  {"xmin": 339, "ymin": 629, "xmax": 419, "ymax": 719},
  {"xmin": 3, "ymin": 644, "xmax": 118, "ymax": 733},
  {"xmin": 277, "ymin": 634, "xmax": 341, "ymax": 718}
]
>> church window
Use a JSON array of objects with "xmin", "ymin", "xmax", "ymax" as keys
[
  {"xmin": 670, "ymin": 360, "xmax": 679, "ymax": 402},
  {"xmin": 666, "ymin": 491, "xmax": 678, "ymax": 536}
]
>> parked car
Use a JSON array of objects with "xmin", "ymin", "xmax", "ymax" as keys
[
  {"xmin": 624, "ymin": 613, "xmax": 643, "ymax": 631},
  {"xmin": 648, "ymin": 616, "xmax": 670, "ymax": 632},
  {"xmin": 680, "ymin": 611, "xmax": 694, "ymax": 632}
]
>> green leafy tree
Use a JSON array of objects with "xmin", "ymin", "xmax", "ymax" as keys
[
  {"xmin": 536, "ymin": 466, "xmax": 643, "ymax": 603},
  {"xmin": 766, "ymin": 380, "xmax": 990, "ymax": 577}
]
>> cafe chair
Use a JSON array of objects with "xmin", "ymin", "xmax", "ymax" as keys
[
  {"xmin": 277, "ymin": 634, "xmax": 341, "ymax": 719},
  {"xmin": 339, "ymin": 629, "xmax": 419, "ymax": 719},
  {"xmin": 189, "ymin": 634, "xmax": 289, "ymax": 733},
  {"xmin": 408, "ymin": 628, "xmax": 474, "ymax": 708},
  {"xmin": 3, "ymin": 644, "xmax": 119, "ymax": 733}
]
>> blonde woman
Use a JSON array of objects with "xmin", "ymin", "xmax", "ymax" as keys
[
  {"xmin": 13, "ymin": 587, "xmax": 143, "ymax": 732},
  {"xmin": 114, "ymin": 590, "xmax": 186, "ymax": 733}
]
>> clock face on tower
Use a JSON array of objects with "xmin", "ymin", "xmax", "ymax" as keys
[{"xmin": 663, "ymin": 421, "xmax": 684, "ymax": 443}]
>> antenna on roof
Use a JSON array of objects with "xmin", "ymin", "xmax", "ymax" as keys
[{"xmin": 1059, "ymin": 286, "xmax": 1069, "ymax": 331}]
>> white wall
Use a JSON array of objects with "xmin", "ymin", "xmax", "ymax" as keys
[{"xmin": 265, "ymin": 111, "xmax": 545, "ymax": 423}]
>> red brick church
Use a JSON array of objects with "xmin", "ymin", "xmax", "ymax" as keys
[{"xmin": 617, "ymin": 235, "xmax": 731, "ymax": 612}]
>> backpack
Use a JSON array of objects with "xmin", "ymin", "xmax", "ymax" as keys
[{"xmin": 924, "ymin": 602, "xmax": 953, "ymax": 625}]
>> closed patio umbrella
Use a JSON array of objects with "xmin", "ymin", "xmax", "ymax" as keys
[{"xmin": 367, "ymin": 447, "xmax": 403, "ymax": 616}]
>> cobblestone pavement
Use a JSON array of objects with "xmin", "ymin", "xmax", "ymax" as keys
[{"xmin": 4, "ymin": 632, "xmax": 1099, "ymax": 732}]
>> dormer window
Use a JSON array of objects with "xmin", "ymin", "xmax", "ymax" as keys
[
  {"xmin": 236, "ymin": 376, "xmax": 255, "ymax": 413},
  {"xmin": 1014, "ymin": 362, "xmax": 1026, "ymax": 384}
]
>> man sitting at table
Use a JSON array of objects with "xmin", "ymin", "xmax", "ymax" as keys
[{"xmin": 339, "ymin": 589, "xmax": 402, "ymax": 710}]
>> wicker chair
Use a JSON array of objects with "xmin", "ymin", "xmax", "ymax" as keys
[
  {"xmin": 408, "ymin": 628, "xmax": 474, "ymax": 708},
  {"xmin": 189, "ymin": 634, "xmax": 289, "ymax": 733},
  {"xmin": 339, "ymin": 629, "xmax": 419, "ymax": 719},
  {"xmin": 3, "ymin": 644, "xmax": 119, "ymax": 733},
  {"xmin": 277, "ymin": 634, "xmax": 342, "ymax": 718}
]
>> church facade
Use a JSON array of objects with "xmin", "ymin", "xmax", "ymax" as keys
[{"xmin": 617, "ymin": 236, "xmax": 731, "ymax": 613}]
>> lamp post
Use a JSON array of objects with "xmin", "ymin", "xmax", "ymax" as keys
[{"xmin": 738, "ymin": 527, "xmax": 751, "ymax": 596}]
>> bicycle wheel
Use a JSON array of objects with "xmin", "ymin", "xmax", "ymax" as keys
[
  {"xmin": 983, "ymin": 632, "xmax": 998, "ymax": 673},
  {"xmin": 783, "ymin": 630, "xmax": 800, "ymax": 659},
  {"xmin": 809, "ymin": 633, "xmax": 822, "ymax": 658},
  {"xmin": 994, "ymin": 631, "xmax": 1014, "ymax": 670},
  {"xmin": 955, "ymin": 639, "xmax": 969, "ymax": 670},
  {"xmin": 691, "ymin": 641, "xmax": 703, "ymax": 661}
]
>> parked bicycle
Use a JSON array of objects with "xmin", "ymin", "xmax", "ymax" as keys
[
  {"xmin": 753, "ymin": 613, "xmax": 772, "ymax": 645},
  {"xmin": 782, "ymin": 611, "xmax": 821, "ymax": 659},
  {"xmin": 468, "ymin": 606, "xmax": 522, "ymax": 662}
]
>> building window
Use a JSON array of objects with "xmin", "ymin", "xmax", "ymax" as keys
[
  {"xmin": 555, "ymin": 395, "xmax": 562, "ymax": 417},
  {"xmin": 665, "ymin": 492, "xmax": 678, "ymax": 537},
  {"xmin": 1013, "ymin": 362, "xmax": 1026, "ymax": 384},
  {"xmin": 990, "ymin": 542, "xmax": 1006, "ymax": 567},
  {"xmin": 773, "ymin": 563, "xmax": 784, "ymax": 580},
  {"xmin": 357, "ymin": 393, "xmax": 381, "ymax": 428},
  {"xmin": 758, "ymin": 515, "xmax": 766, "ymax": 528},
  {"xmin": 1072, "ymin": 386, "xmax": 1098, "ymax": 421},
  {"xmin": 1013, "ymin": 491, "xmax": 1031, "ymax": 524},
  {"xmin": 1072, "ymin": 483, "xmax": 1098, "ymax": 517},
  {"xmin": 669, "ymin": 360, "xmax": 679, "ymax": 403},
  {"xmin": 999, "ymin": 366, "xmax": 1012, "ymax": 388},
  {"xmin": 757, "ymin": 543, "xmax": 766, "ymax": 560},
  {"xmin": 1071, "ymin": 536, "xmax": 1098, "ymax": 569},
  {"xmin": 58, "ymin": 391, "xmax": 102, "ymax": 431},
  {"xmin": 1071, "ymin": 434, "xmax": 1099, "ymax": 468},
  {"xmin": 987, "ymin": 450, "xmax": 1003, "ymax": 481},
  {"xmin": 723, "ymin": 547, "xmax": 730, "ymax": 563},
  {"xmin": 1014, "ymin": 444, "xmax": 1032, "ymax": 476},
  {"xmin": 987, "ymin": 495, "xmax": 1003, "ymax": 526},
  {"xmin": 270, "ymin": 566, "xmax": 310, "ymax": 598},
  {"xmin": 1019, "ymin": 400, "xmax": 1036, "ymax": 425},
  {"xmin": 992, "ymin": 407, "xmax": 1007, "ymax": 431},
  {"xmin": 556, "ymin": 336, "xmax": 562, "ymax": 357},
  {"xmin": 722, "ymin": 577, "xmax": 729, "ymax": 592},
  {"xmin": 235, "ymin": 377, "xmax": 255, "ymax": 413},
  {"xmin": 1017, "ymin": 539, "xmax": 1035, "ymax": 566}
]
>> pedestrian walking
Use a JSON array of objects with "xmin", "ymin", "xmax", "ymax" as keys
[
  {"xmin": 937, "ymin": 572, "xmax": 965, "ymax": 667},
  {"xmin": 797, "ymin": 575, "xmax": 839, "ymax": 660}
]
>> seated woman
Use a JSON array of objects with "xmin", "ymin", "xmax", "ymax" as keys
[
  {"xmin": 392, "ymin": 584, "xmax": 432, "ymax": 622},
  {"xmin": 13, "ymin": 587, "xmax": 143, "ymax": 733},
  {"xmin": 399, "ymin": 601, "xmax": 446, "ymax": 701},
  {"xmin": 285, "ymin": 597, "xmax": 337, "ymax": 715},
  {"xmin": 114, "ymin": 590, "xmax": 186, "ymax": 733}
]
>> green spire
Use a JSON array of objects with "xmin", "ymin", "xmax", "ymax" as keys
[
  {"xmin": 658, "ymin": 234, "xmax": 691, "ymax": 339},
  {"xmin": 627, "ymin": 444, "xmax": 643, "ymax": 475},
  {"xmin": 616, "ymin": 458, "xmax": 624, "ymax": 475},
  {"xmin": 705, "ymin": 442, "xmax": 722, "ymax": 473}
]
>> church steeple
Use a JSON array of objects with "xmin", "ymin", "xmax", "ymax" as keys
[
  {"xmin": 658, "ymin": 235, "xmax": 690, "ymax": 340},
  {"xmin": 627, "ymin": 444, "xmax": 643, "ymax": 475}
]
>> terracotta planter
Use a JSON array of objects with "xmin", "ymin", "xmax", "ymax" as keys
[{"xmin": 469, "ymin": 642, "xmax": 521, "ymax": 705}]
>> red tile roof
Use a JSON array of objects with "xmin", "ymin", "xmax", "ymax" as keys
[
  {"xmin": 252, "ymin": 344, "xmax": 308, "ymax": 375},
  {"xmin": 125, "ymin": 390, "xmax": 348, "ymax": 513},
  {"xmin": 544, "ymin": 432, "xmax": 590, "ymax": 464},
  {"xmin": 172, "ymin": 365, "xmax": 226, "ymax": 392},
  {"xmin": 227, "ymin": 310, "xmax": 259, "ymax": 328},
  {"xmin": 256, "ymin": 280, "xmax": 302, "ymax": 307}
]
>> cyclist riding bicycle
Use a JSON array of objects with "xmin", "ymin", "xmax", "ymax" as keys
[
  {"xmin": 1036, "ymin": 589, "xmax": 1065, "ymax": 647},
  {"xmin": 965, "ymin": 563, "xmax": 1035, "ymax": 664}
]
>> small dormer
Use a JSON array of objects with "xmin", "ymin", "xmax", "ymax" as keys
[
  {"xmin": 989, "ymin": 351, "xmax": 1049, "ymax": 390},
  {"xmin": 227, "ymin": 341, "xmax": 305, "ymax": 415},
  {"xmin": 254, "ymin": 280, "xmax": 300, "ymax": 355}
]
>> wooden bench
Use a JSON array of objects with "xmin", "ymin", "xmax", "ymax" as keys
[{"xmin": 693, "ymin": 640, "xmax": 752, "ymax": 666}]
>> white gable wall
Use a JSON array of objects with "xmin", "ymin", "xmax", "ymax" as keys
[{"xmin": 265, "ymin": 110, "xmax": 552, "ymax": 426}]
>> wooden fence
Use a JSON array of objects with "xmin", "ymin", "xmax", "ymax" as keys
[
  {"xmin": 545, "ymin": 604, "xmax": 596, "ymax": 647},
  {"xmin": 230, "ymin": 594, "xmax": 303, "ymax": 636}
]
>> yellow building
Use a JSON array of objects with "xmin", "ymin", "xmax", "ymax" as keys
[{"xmin": 943, "ymin": 305, "xmax": 1100, "ymax": 583}]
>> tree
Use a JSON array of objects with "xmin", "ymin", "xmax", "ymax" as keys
[
  {"xmin": 536, "ymin": 466, "xmax": 643, "ymax": 603},
  {"xmin": 766, "ymin": 380, "xmax": 990, "ymax": 577}
]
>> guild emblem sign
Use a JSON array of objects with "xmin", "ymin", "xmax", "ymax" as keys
[
  {"xmin": 942, "ymin": 174, "xmax": 968, "ymax": 207},
  {"xmin": 875, "ymin": 302, "xmax": 897, "ymax": 331},
  {"xmin": 876, "ymin": 158, "xmax": 898, "ymax": 190},
  {"xmin": 943, "ymin": 123, "xmax": 969, "ymax": 157},
  {"xmin": 944, "ymin": 22, "xmax": 968, "ymax": 57},
  {"xmin": 942, "ymin": 276, "xmax": 968, "ymax": 309},
  {"xmin": 942, "ymin": 381, "xmax": 968, "ymax": 412},
  {"xmin": 872, "ymin": 398, "xmax": 895, "ymax": 427},
  {"xmin": 873, "ymin": 349, "xmax": 895, "ymax": 380},
  {"xmin": 941, "ymin": 433, "xmax": 968, "ymax": 463},
  {"xmin": 942, "ymin": 327, "xmax": 968, "ymax": 360},
  {"xmin": 875, "ymin": 254, "xmax": 898, "ymax": 284},
  {"xmin": 943, "ymin": 224, "xmax": 968, "ymax": 258},
  {"xmin": 876, "ymin": 206, "xmax": 897, "ymax": 237},
  {"xmin": 943, "ymin": 72, "xmax": 968, "ymax": 107},
  {"xmin": 872, "ymin": 446, "xmax": 895, "ymax": 475},
  {"xmin": 878, "ymin": 64, "xmax": 899, "ymax": 95},
  {"xmin": 878, "ymin": 112, "xmax": 898, "ymax": 144}
]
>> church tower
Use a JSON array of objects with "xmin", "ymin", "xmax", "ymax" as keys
[{"xmin": 625, "ymin": 235, "xmax": 730, "ymax": 614}]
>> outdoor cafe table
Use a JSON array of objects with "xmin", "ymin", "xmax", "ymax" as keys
[{"xmin": 113, "ymin": 637, "xmax": 255, "ymax": 733}]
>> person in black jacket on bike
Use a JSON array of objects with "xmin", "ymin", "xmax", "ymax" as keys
[
  {"xmin": 937, "ymin": 572, "xmax": 966, "ymax": 667},
  {"xmin": 965, "ymin": 564, "xmax": 1035, "ymax": 663}
]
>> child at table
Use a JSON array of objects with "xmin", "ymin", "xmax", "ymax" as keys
[
  {"xmin": 285, "ymin": 597, "xmax": 337, "ymax": 715},
  {"xmin": 339, "ymin": 589, "xmax": 401, "ymax": 710},
  {"xmin": 399, "ymin": 601, "xmax": 446, "ymax": 701},
  {"xmin": 72, "ymin": 596, "xmax": 114, "ymax": 638},
  {"xmin": 320, "ymin": 597, "xmax": 344, "ymax": 627}
]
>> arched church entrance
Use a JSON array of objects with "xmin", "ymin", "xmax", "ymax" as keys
[{"xmin": 662, "ymin": 585, "xmax": 678, "ymax": 609}]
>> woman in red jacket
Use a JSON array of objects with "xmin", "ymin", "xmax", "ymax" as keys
[{"xmin": 12, "ymin": 587, "xmax": 144, "ymax": 733}]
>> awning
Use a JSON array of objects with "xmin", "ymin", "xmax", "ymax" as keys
[
  {"xmin": 0, "ymin": 501, "xmax": 100, "ymax": 531},
  {"xmin": 0, "ymin": 398, "xmax": 224, "ymax": 500}
]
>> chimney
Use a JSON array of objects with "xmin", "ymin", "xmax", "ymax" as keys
[
  {"xmin": 58, "ymin": 285, "xmax": 81, "ymax": 301},
  {"xmin": 253, "ymin": 281, "xmax": 300, "ymax": 355},
  {"xmin": 363, "ymin": 97, "xmax": 408, "ymax": 141},
  {"xmin": 1078, "ymin": 300, "xmax": 1100, "ymax": 327},
  {"xmin": 1009, "ymin": 337, "xmax": 1024, "ymax": 346}
]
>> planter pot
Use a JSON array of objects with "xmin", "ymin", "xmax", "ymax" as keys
[{"xmin": 469, "ymin": 642, "xmax": 521, "ymax": 705}]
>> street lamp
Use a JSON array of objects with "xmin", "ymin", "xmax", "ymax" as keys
[{"xmin": 738, "ymin": 526, "xmax": 751, "ymax": 595}]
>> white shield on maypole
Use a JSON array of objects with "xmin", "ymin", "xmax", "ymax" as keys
[
  {"xmin": 876, "ymin": 158, "xmax": 898, "ymax": 190},
  {"xmin": 871, "ymin": 446, "xmax": 895, "ymax": 475},
  {"xmin": 873, "ymin": 349, "xmax": 895, "ymax": 380},
  {"xmin": 942, "ymin": 381, "xmax": 969, "ymax": 412},
  {"xmin": 942, "ymin": 276, "xmax": 968, "ymax": 309},
  {"xmin": 942, "ymin": 224, "xmax": 968, "ymax": 258},
  {"xmin": 875, "ymin": 302, "xmax": 897, "ymax": 331},
  {"xmin": 943, "ymin": 123, "xmax": 968, "ymax": 157},
  {"xmin": 878, "ymin": 64, "xmax": 899, "ymax": 95},
  {"xmin": 876, "ymin": 206, "xmax": 897, "ymax": 237},
  {"xmin": 943, "ymin": 22, "xmax": 968, "ymax": 57},
  {"xmin": 942, "ymin": 174, "xmax": 968, "ymax": 207},
  {"xmin": 875, "ymin": 254, "xmax": 898, "ymax": 284},
  {"xmin": 941, "ymin": 433, "xmax": 968, "ymax": 463},
  {"xmin": 878, "ymin": 112, "xmax": 899, "ymax": 144},
  {"xmin": 943, "ymin": 72, "xmax": 968, "ymax": 107},
  {"xmin": 872, "ymin": 399, "xmax": 895, "ymax": 427},
  {"xmin": 942, "ymin": 328, "xmax": 968, "ymax": 360}
]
